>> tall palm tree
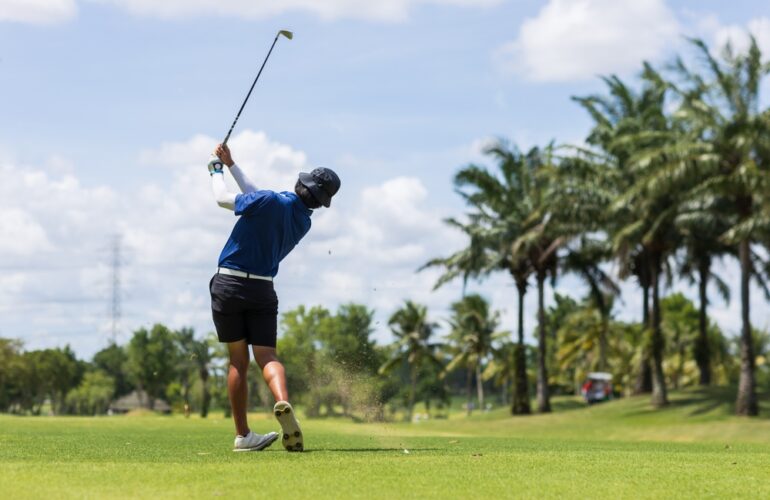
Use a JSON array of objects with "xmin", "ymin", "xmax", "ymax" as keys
[
  {"xmin": 572, "ymin": 79, "xmax": 657, "ymax": 395},
  {"xmin": 445, "ymin": 294, "xmax": 503, "ymax": 415},
  {"xmin": 560, "ymin": 237, "xmax": 621, "ymax": 370},
  {"xmin": 574, "ymin": 67, "xmax": 680, "ymax": 407},
  {"xmin": 674, "ymin": 198, "xmax": 733, "ymax": 386},
  {"xmin": 557, "ymin": 303, "xmax": 640, "ymax": 395},
  {"xmin": 379, "ymin": 301, "xmax": 443, "ymax": 421},
  {"xmin": 423, "ymin": 142, "xmax": 537, "ymax": 415},
  {"xmin": 652, "ymin": 37, "xmax": 770, "ymax": 415},
  {"xmin": 175, "ymin": 328, "xmax": 212, "ymax": 417},
  {"xmin": 482, "ymin": 341, "xmax": 517, "ymax": 406}
]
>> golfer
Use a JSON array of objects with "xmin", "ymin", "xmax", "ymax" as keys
[{"xmin": 208, "ymin": 143, "xmax": 340, "ymax": 452}]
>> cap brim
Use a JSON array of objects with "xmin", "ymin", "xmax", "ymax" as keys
[{"xmin": 298, "ymin": 172, "xmax": 331, "ymax": 207}]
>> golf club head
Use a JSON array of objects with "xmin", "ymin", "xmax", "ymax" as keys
[{"xmin": 278, "ymin": 30, "xmax": 293, "ymax": 40}]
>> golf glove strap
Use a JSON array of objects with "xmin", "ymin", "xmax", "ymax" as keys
[{"xmin": 211, "ymin": 171, "xmax": 236, "ymax": 210}]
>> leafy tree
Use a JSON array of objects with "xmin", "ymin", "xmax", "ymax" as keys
[
  {"xmin": 445, "ymin": 294, "xmax": 504, "ymax": 414},
  {"xmin": 482, "ymin": 341, "xmax": 517, "ymax": 406},
  {"xmin": 174, "ymin": 328, "xmax": 212, "ymax": 417},
  {"xmin": 379, "ymin": 301, "xmax": 443, "ymax": 420},
  {"xmin": 0, "ymin": 339, "xmax": 24, "ymax": 412},
  {"xmin": 278, "ymin": 305, "xmax": 330, "ymax": 400},
  {"xmin": 65, "ymin": 371, "xmax": 115, "ymax": 415},
  {"xmin": 92, "ymin": 343, "xmax": 132, "ymax": 398},
  {"xmin": 660, "ymin": 293, "xmax": 700, "ymax": 389},
  {"xmin": 126, "ymin": 324, "xmax": 178, "ymax": 410},
  {"xmin": 23, "ymin": 347, "xmax": 83, "ymax": 414},
  {"xmin": 321, "ymin": 304, "xmax": 379, "ymax": 374}
]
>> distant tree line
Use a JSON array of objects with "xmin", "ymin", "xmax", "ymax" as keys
[{"xmin": 1, "ymin": 293, "xmax": 766, "ymax": 420}]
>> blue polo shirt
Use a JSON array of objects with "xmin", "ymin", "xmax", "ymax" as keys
[{"xmin": 218, "ymin": 190, "xmax": 312, "ymax": 277}]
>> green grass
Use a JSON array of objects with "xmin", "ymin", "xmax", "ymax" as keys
[{"xmin": 2, "ymin": 388, "xmax": 770, "ymax": 499}]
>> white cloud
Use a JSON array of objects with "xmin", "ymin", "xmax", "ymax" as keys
[
  {"xmin": 0, "ymin": 0, "xmax": 76, "ymax": 24},
  {"xmin": 0, "ymin": 130, "xmax": 468, "ymax": 354},
  {"xmin": 496, "ymin": 0, "xmax": 679, "ymax": 82},
  {"xmin": 86, "ymin": 0, "xmax": 499, "ymax": 22},
  {"xmin": 712, "ymin": 17, "xmax": 770, "ymax": 58}
]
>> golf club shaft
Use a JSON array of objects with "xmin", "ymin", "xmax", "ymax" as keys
[{"xmin": 222, "ymin": 32, "xmax": 283, "ymax": 145}]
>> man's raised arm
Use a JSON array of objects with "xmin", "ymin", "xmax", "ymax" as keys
[{"xmin": 216, "ymin": 143, "xmax": 258, "ymax": 194}]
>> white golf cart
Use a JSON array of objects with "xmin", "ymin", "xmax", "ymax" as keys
[{"xmin": 581, "ymin": 372, "xmax": 613, "ymax": 404}]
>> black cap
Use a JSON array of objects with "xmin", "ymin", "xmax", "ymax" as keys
[{"xmin": 298, "ymin": 167, "xmax": 341, "ymax": 208}]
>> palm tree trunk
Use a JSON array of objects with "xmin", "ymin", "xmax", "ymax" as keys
[
  {"xmin": 736, "ymin": 239, "xmax": 758, "ymax": 416},
  {"xmin": 650, "ymin": 254, "xmax": 668, "ymax": 407},
  {"xmin": 634, "ymin": 284, "xmax": 653, "ymax": 394},
  {"xmin": 536, "ymin": 272, "xmax": 551, "ymax": 413},
  {"xmin": 408, "ymin": 364, "xmax": 417, "ymax": 421},
  {"xmin": 200, "ymin": 368, "xmax": 211, "ymax": 418},
  {"xmin": 475, "ymin": 364, "xmax": 484, "ymax": 411},
  {"xmin": 599, "ymin": 314, "xmax": 609, "ymax": 372},
  {"xmin": 512, "ymin": 284, "xmax": 531, "ymax": 415},
  {"xmin": 694, "ymin": 260, "xmax": 712, "ymax": 386},
  {"xmin": 502, "ymin": 375, "xmax": 509, "ymax": 406},
  {"xmin": 466, "ymin": 367, "xmax": 473, "ymax": 416}
]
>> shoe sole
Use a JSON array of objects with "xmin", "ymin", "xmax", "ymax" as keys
[
  {"xmin": 274, "ymin": 402, "xmax": 303, "ymax": 452},
  {"xmin": 233, "ymin": 432, "xmax": 279, "ymax": 452}
]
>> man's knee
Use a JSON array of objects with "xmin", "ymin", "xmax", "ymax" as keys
[
  {"xmin": 229, "ymin": 359, "xmax": 249, "ymax": 373},
  {"xmin": 252, "ymin": 347, "xmax": 280, "ymax": 369}
]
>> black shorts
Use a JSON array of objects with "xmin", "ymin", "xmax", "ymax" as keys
[{"xmin": 209, "ymin": 273, "xmax": 278, "ymax": 347}]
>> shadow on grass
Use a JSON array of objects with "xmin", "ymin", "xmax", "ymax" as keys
[
  {"xmin": 620, "ymin": 386, "xmax": 770, "ymax": 419},
  {"xmin": 300, "ymin": 448, "xmax": 440, "ymax": 453},
  {"xmin": 549, "ymin": 397, "xmax": 587, "ymax": 413}
]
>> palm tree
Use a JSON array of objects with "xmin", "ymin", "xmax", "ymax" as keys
[
  {"xmin": 674, "ymin": 198, "xmax": 733, "ymax": 386},
  {"xmin": 423, "ymin": 142, "xmax": 537, "ymax": 415},
  {"xmin": 174, "ymin": 328, "xmax": 212, "ymax": 417},
  {"xmin": 574, "ymin": 67, "xmax": 680, "ymax": 407},
  {"xmin": 572, "ymin": 79, "xmax": 657, "ymax": 395},
  {"xmin": 445, "ymin": 294, "xmax": 503, "ymax": 415},
  {"xmin": 557, "ymin": 304, "xmax": 640, "ymax": 395},
  {"xmin": 653, "ymin": 37, "xmax": 770, "ymax": 414},
  {"xmin": 560, "ymin": 237, "xmax": 621, "ymax": 370},
  {"xmin": 482, "ymin": 341, "xmax": 517, "ymax": 406},
  {"xmin": 379, "ymin": 301, "xmax": 443, "ymax": 421}
]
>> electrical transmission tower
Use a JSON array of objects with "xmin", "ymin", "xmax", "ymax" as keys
[{"xmin": 110, "ymin": 234, "xmax": 122, "ymax": 344}]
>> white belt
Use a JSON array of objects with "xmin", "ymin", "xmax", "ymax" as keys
[{"xmin": 217, "ymin": 267, "xmax": 273, "ymax": 281}]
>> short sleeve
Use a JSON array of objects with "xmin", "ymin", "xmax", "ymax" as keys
[{"xmin": 234, "ymin": 190, "xmax": 275, "ymax": 216}]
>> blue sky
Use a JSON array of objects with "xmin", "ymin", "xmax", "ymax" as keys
[{"xmin": 1, "ymin": 0, "xmax": 769, "ymax": 357}]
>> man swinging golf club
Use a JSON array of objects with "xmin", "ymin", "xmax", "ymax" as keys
[{"xmin": 208, "ymin": 143, "xmax": 340, "ymax": 451}]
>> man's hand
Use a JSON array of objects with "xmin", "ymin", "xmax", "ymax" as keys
[{"xmin": 215, "ymin": 144, "xmax": 235, "ymax": 167}]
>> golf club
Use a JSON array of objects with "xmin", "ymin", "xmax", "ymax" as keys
[{"xmin": 209, "ymin": 29, "xmax": 293, "ymax": 172}]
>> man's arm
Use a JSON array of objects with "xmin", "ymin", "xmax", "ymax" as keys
[
  {"xmin": 211, "ymin": 171, "xmax": 236, "ymax": 211},
  {"xmin": 216, "ymin": 143, "xmax": 258, "ymax": 194}
]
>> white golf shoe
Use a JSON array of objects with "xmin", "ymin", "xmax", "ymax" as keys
[
  {"xmin": 274, "ymin": 401, "xmax": 303, "ymax": 452},
  {"xmin": 233, "ymin": 430, "xmax": 279, "ymax": 452}
]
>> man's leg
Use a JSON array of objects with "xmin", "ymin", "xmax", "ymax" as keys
[
  {"xmin": 227, "ymin": 340, "xmax": 251, "ymax": 436},
  {"xmin": 252, "ymin": 346, "xmax": 288, "ymax": 402},
  {"xmin": 253, "ymin": 346, "xmax": 303, "ymax": 451}
]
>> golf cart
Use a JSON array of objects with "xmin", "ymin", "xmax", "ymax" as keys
[{"xmin": 581, "ymin": 372, "xmax": 613, "ymax": 404}]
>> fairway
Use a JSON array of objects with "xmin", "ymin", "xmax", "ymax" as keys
[{"xmin": 2, "ymin": 390, "xmax": 769, "ymax": 499}]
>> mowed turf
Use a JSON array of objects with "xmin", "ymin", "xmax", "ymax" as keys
[{"xmin": 1, "ymin": 388, "xmax": 769, "ymax": 499}]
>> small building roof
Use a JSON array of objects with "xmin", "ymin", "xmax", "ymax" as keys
[{"xmin": 109, "ymin": 390, "xmax": 171, "ymax": 412}]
